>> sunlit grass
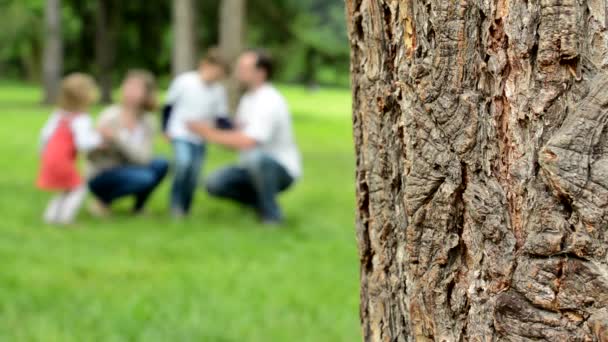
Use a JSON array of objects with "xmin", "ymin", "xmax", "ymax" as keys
[{"xmin": 0, "ymin": 82, "xmax": 359, "ymax": 341}]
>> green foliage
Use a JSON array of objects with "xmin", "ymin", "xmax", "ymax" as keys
[
  {"xmin": 291, "ymin": 0, "xmax": 349, "ymax": 57},
  {"xmin": 0, "ymin": 82, "xmax": 358, "ymax": 341},
  {"xmin": 0, "ymin": 0, "xmax": 349, "ymax": 86},
  {"xmin": 0, "ymin": 0, "xmax": 41, "ymax": 42},
  {"xmin": 0, "ymin": 0, "xmax": 43, "ymax": 79},
  {"xmin": 248, "ymin": 0, "xmax": 349, "ymax": 84}
]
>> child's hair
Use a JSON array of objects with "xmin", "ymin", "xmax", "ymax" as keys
[
  {"xmin": 58, "ymin": 73, "xmax": 98, "ymax": 113},
  {"xmin": 200, "ymin": 47, "xmax": 231, "ymax": 73},
  {"xmin": 124, "ymin": 69, "xmax": 158, "ymax": 112}
]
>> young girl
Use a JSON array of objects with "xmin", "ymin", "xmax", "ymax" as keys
[{"xmin": 37, "ymin": 73, "xmax": 103, "ymax": 225}]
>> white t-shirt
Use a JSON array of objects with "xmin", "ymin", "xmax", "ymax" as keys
[
  {"xmin": 40, "ymin": 111, "xmax": 102, "ymax": 152},
  {"xmin": 166, "ymin": 71, "xmax": 228, "ymax": 144},
  {"xmin": 236, "ymin": 84, "xmax": 302, "ymax": 179}
]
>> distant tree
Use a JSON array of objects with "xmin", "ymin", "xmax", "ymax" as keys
[
  {"xmin": 42, "ymin": 0, "xmax": 63, "ymax": 104},
  {"xmin": 0, "ymin": 0, "xmax": 43, "ymax": 81},
  {"xmin": 172, "ymin": 0, "xmax": 197, "ymax": 76},
  {"xmin": 291, "ymin": 0, "xmax": 348, "ymax": 84},
  {"xmin": 61, "ymin": 0, "xmax": 172, "ymax": 81},
  {"xmin": 248, "ymin": 0, "xmax": 348, "ymax": 84},
  {"xmin": 219, "ymin": 0, "xmax": 246, "ymax": 112},
  {"xmin": 1, "ymin": 0, "xmax": 349, "ymax": 87},
  {"xmin": 219, "ymin": 0, "xmax": 245, "ymax": 62},
  {"xmin": 95, "ymin": 0, "xmax": 118, "ymax": 104}
]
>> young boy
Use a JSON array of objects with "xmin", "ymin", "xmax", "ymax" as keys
[{"xmin": 162, "ymin": 48, "xmax": 229, "ymax": 218}]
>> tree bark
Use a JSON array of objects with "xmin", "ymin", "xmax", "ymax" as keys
[
  {"xmin": 219, "ymin": 0, "xmax": 246, "ymax": 113},
  {"xmin": 347, "ymin": 0, "xmax": 608, "ymax": 341},
  {"xmin": 172, "ymin": 0, "xmax": 197, "ymax": 76},
  {"xmin": 42, "ymin": 0, "xmax": 63, "ymax": 104},
  {"xmin": 95, "ymin": 0, "xmax": 115, "ymax": 104}
]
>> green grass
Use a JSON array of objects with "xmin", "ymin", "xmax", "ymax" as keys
[{"xmin": 0, "ymin": 82, "xmax": 359, "ymax": 341}]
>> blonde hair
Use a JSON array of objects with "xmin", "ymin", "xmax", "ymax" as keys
[
  {"xmin": 58, "ymin": 73, "xmax": 98, "ymax": 112},
  {"xmin": 123, "ymin": 69, "xmax": 158, "ymax": 113}
]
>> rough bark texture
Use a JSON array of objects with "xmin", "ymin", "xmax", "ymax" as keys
[
  {"xmin": 347, "ymin": 0, "xmax": 608, "ymax": 340},
  {"xmin": 172, "ymin": 0, "xmax": 197, "ymax": 76},
  {"xmin": 42, "ymin": 0, "xmax": 62, "ymax": 104},
  {"xmin": 219, "ymin": 0, "xmax": 246, "ymax": 113}
]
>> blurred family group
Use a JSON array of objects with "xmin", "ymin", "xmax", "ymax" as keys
[{"xmin": 36, "ymin": 49, "xmax": 302, "ymax": 227}]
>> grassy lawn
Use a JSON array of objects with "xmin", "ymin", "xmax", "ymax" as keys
[{"xmin": 0, "ymin": 82, "xmax": 359, "ymax": 341}]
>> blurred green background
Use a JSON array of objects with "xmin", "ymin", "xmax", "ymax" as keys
[
  {"xmin": 0, "ymin": 82, "xmax": 358, "ymax": 341},
  {"xmin": 0, "ymin": 0, "xmax": 358, "ymax": 341},
  {"xmin": 0, "ymin": 0, "xmax": 350, "ymax": 87}
]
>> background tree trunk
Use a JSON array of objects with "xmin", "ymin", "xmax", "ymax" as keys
[
  {"xmin": 22, "ymin": 41, "xmax": 41, "ymax": 83},
  {"xmin": 172, "ymin": 0, "xmax": 197, "ymax": 76},
  {"xmin": 219, "ymin": 0, "xmax": 246, "ymax": 113},
  {"xmin": 42, "ymin": 0, "xmax": 63, "ymax": 104},
  {"xmin": 95, "ymin": 0, "xmax": 116, "ymax": 104},
  {"xmin": 346, "ymin": 0, "xmax": 608, "ymax": 340}
]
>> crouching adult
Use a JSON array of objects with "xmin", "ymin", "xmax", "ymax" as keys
[
  {"xmin": 87, "ymin": 70, "xmax": 169, "ymax": 216},
  {"xmin": 188, "ymin": 50, "xmax": 302, "ymax": 225}
]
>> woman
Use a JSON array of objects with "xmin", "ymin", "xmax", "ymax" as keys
[{"xmin": 87, "ymin": 70, "xmax": 169, "ymax": 216}]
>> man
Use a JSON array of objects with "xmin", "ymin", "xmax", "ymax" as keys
[
  {"xmin": 162, "ymin": 48, "xmax": 229, "ymax": 218},
  {"xmin": 188, "ymin": 49, "xmax": 302, "ymax": 225}
]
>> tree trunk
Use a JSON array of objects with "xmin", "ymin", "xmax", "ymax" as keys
[
  {"xmin": 22, "ymin": 41, "xmax": 41, "ymax": 83},
  {"xmin": 347, "ymin": 0, "xmax": 608, "ymax": 340},
  {"xmin": 302, "ymin": 46, "xmax": 318, "ymax": 88},
  {"xmin": 219, "ymin": 0, "xmax": 246, "ymax": 113},
  {"xmin": 42, "ymin": 0, "xmax": 63, "ymax": 104},
  {"xmin": 95, "ymin": 0, "xmax": 115, "ymax": 104},
  {"xmin": 172, "ymin": 0, "xmax": 197, "ymax": 76}
]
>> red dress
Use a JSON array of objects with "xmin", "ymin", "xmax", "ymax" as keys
[{"xmin": 37, "ymin": 116, "xmax": 82, "ymax": 191}]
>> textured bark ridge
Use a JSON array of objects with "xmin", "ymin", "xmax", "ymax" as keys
[{"xmin": 346, "ymin": 0, "xmax": 608, "ymax": 340}]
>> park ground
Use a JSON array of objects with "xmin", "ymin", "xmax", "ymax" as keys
[{"xmin": 0, "ymin": 82, "xmax": 359, "ymax": 341}]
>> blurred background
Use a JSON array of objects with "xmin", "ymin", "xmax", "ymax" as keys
[
  {"xmin": 0, "ymin": 0, "xmax": 358, "ymax": 341},
  {"xmin": 0, "ymin": 0, "xmax": 349, "ymax": 94}
]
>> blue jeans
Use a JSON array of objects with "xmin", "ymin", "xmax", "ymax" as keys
[
  {"xmin": 88, "ymin": 159, "xmax": 169, "ymax": 212},
  {"xmin": 205, "ymin": 151, "xmax": 294, "ymax": 221},
  {"xmin": 171, "ymin": 139, "xmax": 206, "ymax": 214}
]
